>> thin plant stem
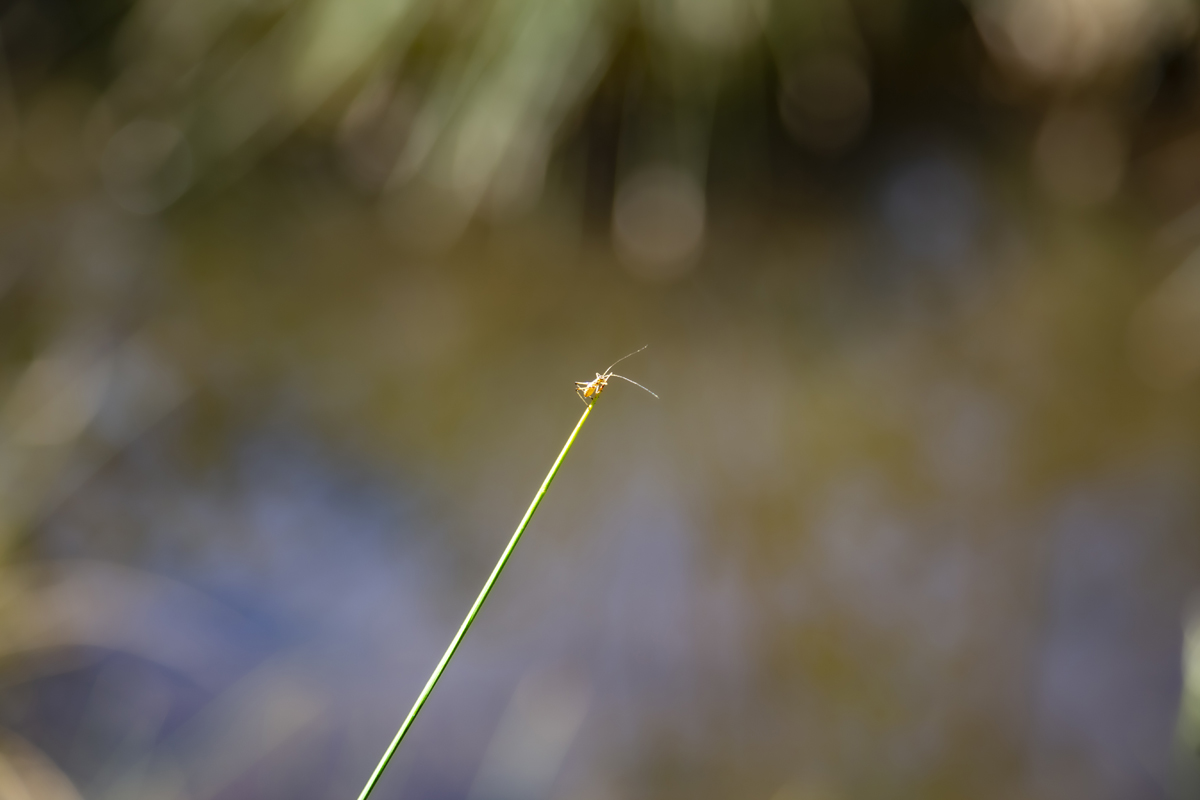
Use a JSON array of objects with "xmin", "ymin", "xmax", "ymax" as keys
[{"xmin": 356, "ymin": 401, "xmax": 595, "ymax": 800}]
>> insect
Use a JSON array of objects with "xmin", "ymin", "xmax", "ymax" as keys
[{"xmin": 575, "ymin": 346, "xmax": 659, "ymax": 405}]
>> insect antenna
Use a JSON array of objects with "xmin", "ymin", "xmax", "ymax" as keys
[
  {"xmin": 601, "ymin": 345, "xmax": 649, "ymax": 376},
  {"xmin": 610, "ymin": 373, "xmax": 659, "ymax": 399}
]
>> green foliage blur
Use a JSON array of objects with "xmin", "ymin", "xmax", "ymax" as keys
[{"xmin": 1, "ymin": 0, "xmax": 1200, "ymax": 799}]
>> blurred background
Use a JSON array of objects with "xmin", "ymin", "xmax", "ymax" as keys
[{"xmin": 1, "ymin": 0, "xmax": 1200, "ymax": 798}]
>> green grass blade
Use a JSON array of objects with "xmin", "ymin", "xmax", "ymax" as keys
[{"xmin": 356, "ymin": 401, "xmax": 595, "ymax": 800}]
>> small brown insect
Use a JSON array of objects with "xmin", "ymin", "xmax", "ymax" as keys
[{"xmin": 575, "ymin": 346, "xmax": 659, "ymax": 405}]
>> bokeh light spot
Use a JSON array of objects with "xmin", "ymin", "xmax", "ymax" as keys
[
  {"xmin": 613, "ymin": 165, "xmax": 705, "ymax": 281},
  {"xmin": 778, "ymin": 52, "xmax": 871, "ymax": 154},
  {"xmin": 668, "ymin": 0, "xmax": 764, "ymax": 50}
]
